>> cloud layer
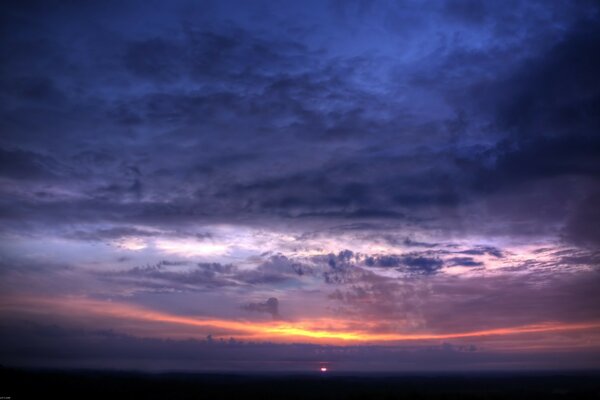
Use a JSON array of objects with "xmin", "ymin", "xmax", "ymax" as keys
[{"xmin": 1, "ymin": 0, "xmax": 599, "ymax": 371}]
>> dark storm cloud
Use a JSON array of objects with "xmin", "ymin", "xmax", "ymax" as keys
[
  {"xmin": 0, "ymin": 4, "xmax": 480, "ymax": 228},
  {"xmin": 451, "ymin": 20, "xmax": 600, "ymax": 240},
  {"xmin": 0, "ymin": 0, "xmax": 597, "ymax": 242},
  {"xmin": 491, "ymin": 22, "xmax": 600, "ymax": 142},
  {"xmin": 0, "ymin": 147, "xmax": 62, "ymax": 180}
]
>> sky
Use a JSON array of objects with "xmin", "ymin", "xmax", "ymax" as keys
[{"xmin": 0, "ymin": 0, "xmax": 599, "ymax": 372}]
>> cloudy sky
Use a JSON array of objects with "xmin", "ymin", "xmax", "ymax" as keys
[{"xmin": 1, "ymin": 0, "xmax": 599, "ymax": 372}]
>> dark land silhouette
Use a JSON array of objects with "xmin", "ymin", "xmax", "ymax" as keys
[{"xmin": 1, "ymin": 368, "xmax": 599, "ymax": 399}]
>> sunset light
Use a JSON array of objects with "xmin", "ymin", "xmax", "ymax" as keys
[{"xmin": 1, "ymin": 2, "xmax": 599, "ymax": 398}]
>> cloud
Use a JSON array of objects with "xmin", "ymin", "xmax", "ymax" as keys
[
  {"xmin": 4, "ymin": 319, "xmax": 598, "ymax": 372},
  {"xmin": 314, "ymin": 250, "xmax": 360, "ymax": 285},
  {"xmin": 241, "ymin": 297, "xmax": 281, "ymax": 320},
  {"xmin": 66, "ymin": 226, "xmax": 161, "ymax": 241},
  {"xmin": 327, "ymin": 275, "xmax": 418, "ymax": 322},
  {"xmin": 459, "ymin": 246, "xmax": 504, "ymax": 258},
  {"xmin": 235, "ymin": 255, "xmax": 311, "ymax": 285},
  {"xmin": 1, "ymin": 0, "xmax": 600, "ymax": 372},
  {"xmin": 365, "ymin": 253, "xmax": 444, "ymax": 275},
  {"xmin": 398, "ymin": 255, "xmax": 444, "ymax": 275},
  {"xmin": 124, "ymin": 38, "xmax": 184, "ymax": 82},
  {"xmin": 0, "ymin": 147, "xmax": 61, "ymax": 180},
  {"xmin": 562, "ymin": 189, "xmax": 600, "ymax": 248},
  {"xmin": 447, "ymin": 257, "xmax": 483, "ymax": 267},
  {"xmin": 105, "ymin": 261, "xmax": 239, "ymax": 291},
  {"xmin": 0, "ymin": 2, "xmax": 597, "ymax": 244},
  {"xmin": 102, "ymin": 254, "xmax": 311, "ymax": 293},
  {"xmin": 365, "ymin": 255, "xmax": 402, "ymax": 268}
]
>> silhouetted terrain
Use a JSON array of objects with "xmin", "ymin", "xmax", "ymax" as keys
[{"xmin": 1, "ymin": 368, "xmax": 599, "ymax": 399}]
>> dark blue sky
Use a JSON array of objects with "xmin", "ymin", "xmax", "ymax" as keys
[{"xmin": 1, "ymin": 0, "xmax": 599, "ymax": 371}]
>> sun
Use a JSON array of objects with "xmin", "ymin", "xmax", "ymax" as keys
[{"xmin": 320, "ymin": 367, "xmax": 327, "ymax": 372}]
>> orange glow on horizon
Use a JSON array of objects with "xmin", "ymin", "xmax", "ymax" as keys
[{"xmin": 2, "ymin": 296, "xmax": 600, "ymax": 345}]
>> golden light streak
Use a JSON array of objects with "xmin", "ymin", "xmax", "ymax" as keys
[{"xmin": 2, "ymin": 296, "xmax": 600, "ymax": 345}]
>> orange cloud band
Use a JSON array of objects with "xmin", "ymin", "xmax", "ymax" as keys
[{"xmin": 2, "ymin": 296, "xmax": 600, "ymax": 344}]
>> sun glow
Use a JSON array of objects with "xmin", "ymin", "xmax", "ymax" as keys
[
  {"xmin": 3, "ymin": 296, "xmax": 600, "ymax": 346},
  {"xmin": 155, "ymin": 239, "xmax": 228, "ymax": 257}
]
